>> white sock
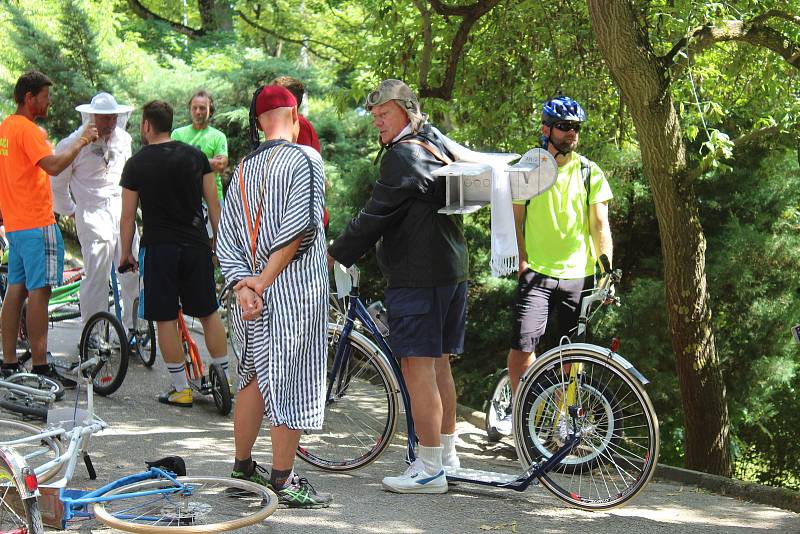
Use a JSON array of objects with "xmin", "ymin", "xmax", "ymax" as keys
[
  {"xmin": 417, "ymin": 445, "xmax": 443, "ymax": 476},
  {"xmin": 211, "ymin": 355, "xmax": 228, "ymax": 372},
  {"xmin": 440, "ymin": 433, "xmax": 460, "ymax": 468},
  {"xmin": 167, "ymin": 363, "xmax": 189, "ymax": 391}
]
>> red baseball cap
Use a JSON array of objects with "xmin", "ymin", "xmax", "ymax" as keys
[{"xmin": 255, "ymin": 85, "xmax": 296, "ymax": 116}]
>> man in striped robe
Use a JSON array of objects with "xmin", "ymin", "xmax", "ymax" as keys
[{"xmin": 216, "ymin": 85, "xmax": 331, "ymax": 508}]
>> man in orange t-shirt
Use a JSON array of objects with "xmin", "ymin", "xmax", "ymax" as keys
[{"xmin": 0, "ymin": 70, "xmax": 98, "ymax": 385}]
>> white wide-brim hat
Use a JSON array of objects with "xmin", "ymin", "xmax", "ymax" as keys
[{"xmin": 75, "ymin": 92, "xmax": 133, "ymax": 114}]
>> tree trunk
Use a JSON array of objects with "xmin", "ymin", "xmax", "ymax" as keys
[{"xmin": 587, "ymin": 0, "xmax": 732, "ymax": 476}]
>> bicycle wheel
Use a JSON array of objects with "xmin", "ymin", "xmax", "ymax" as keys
[
  {"xmin": 0, "ymin": 448, "xmax": 44, "ymax": 534},
  {"xmin": 79, "ymin": 311, "xmax": 129, "ymax": 396},
  {"xmin": 131, "ymin": 297, "xmax": 157, "ymax": 367},
  {"xmin": 514, "ymin": 345, "xmax": 659, "ymax": 510},
  {"xmin": 223, "ymin": 292, "xmax": 242, "ymax": 361},
  {"xmin": 0, "ymin": 373, "xmax": 63, "ymax": 420},
  {"xmin": 296, "ymin": 324, "xmax": 400, "ymax": 471},
  {"xmin": 0, "ymin": 420, "xmax": 64, "ymax": 484},
  {"xmin": 485, "ymin": 369, "xmax": 512, "ymax": 442},
  {"xmin": 4, "ymin": 372, "xmax": 64, "ymax": 401},
  {"xmin": 208, "ymin": 364, "xmax": 232, "ymax": 416},
  {"xmin": 92, "ymin": 476, "xmax": 277, "ymax": 533}
]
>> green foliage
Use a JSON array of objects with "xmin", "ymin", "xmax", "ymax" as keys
[{"xmin": 2, "ymin": 0, "xmax": 799, "ymax": 491}]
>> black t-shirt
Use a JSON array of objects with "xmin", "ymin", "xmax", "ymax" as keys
[{"xmin": 120, "ymin": 141, "xmax": 211, "ymax": 247}]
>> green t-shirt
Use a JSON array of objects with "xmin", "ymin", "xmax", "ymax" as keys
[
  {"xmin": 171, "ymin": 125, "xmax": 228, "ymax": 199},
  {"xmin": 514, "ymin": 152, "xmax": 613, "ymax": 279}
]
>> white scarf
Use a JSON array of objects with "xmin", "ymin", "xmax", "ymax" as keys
[{"xmin": 430, "ymin": 127, "xmax": 519, "ymax": 277}]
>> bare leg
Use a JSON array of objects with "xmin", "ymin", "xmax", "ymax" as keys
[
  {"xmin": 508, "ymin": 348, "xmax": 535, "ymax": 395},
  {"xmin": 198, "ymin": 311, "xmax": 227, "ymax": 358},
  {"xmin": 156, "ymin": 320, "xmax": 183, "ymax": 364},
  {"xmin": 234, "ymin": 380, "xmax": 265, "ymax": 459},
  {"xmin": 401, "ymin": 356, "xmax": 441, "ymax": 447},
  {"xmin": 269, "ymin": 425, "xmax": 303, "ymax": 471},
  {"xmin": 1, "ymin": 284, "xmax": 27, "ymax": 365},
  {"xmin": 435, "ymin": 355, "xmax": 457, "ymax": 435},
  {"xmin": 25, "ymin": 286, "xmax": 52, "ymax": 366}
]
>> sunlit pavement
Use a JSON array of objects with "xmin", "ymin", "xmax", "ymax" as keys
[{"xmin": 23, "ymin": 318, "xmax": 800, "ymax": 532}]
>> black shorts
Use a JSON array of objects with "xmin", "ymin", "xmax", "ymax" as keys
[
  {"xmin": 139, "ymin": 243, "xmax": 218, "ymax": 321},
  {"xmin": 510, "ymin": 269, "xmax": 593, "ymax": 353},
  {"xmin": 385, "ymin": 282, "xmax": 467, "ymax": 358}
]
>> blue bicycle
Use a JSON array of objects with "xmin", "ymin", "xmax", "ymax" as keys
[
  {"xmin": 0, "ymin": 359, "xmax": 275, "ymax": 533},
  {"xmin": 297, "ymin": 262, "xmax": 660, "ymax": 510}
]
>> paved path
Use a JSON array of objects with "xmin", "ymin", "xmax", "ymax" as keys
[{"xmin": 12, "ymin": 319, "xmax": 800, "ymax": 532}]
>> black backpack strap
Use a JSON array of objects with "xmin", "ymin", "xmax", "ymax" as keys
[{"xmin": 580, "ymin": 155, "xmax": 591, "ymax": 207}]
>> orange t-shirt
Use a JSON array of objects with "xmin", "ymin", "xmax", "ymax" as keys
[{"xmin": 0, "ymin": 115, "xmax": 55, "ymax": 231}]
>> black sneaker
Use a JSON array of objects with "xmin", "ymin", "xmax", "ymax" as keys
[
  {"xmin": 230, "ymin": 460, "xmax": 269, "ymax": 487},
  {"xmin": 38, "ymin": 363, "xmax": 77, "ymax": 389},
  {"xmin": 276, "ymin": 474, "xmax": 332, "ymax": 509},
  {"xmin": 0, "ymin": 364, "xmax": 21, "ymax": 379}
]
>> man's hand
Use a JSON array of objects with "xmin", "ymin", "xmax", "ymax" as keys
[
  {"xmin": 518, "ymin": 260, "xmax": 529, "ymax": 278},
  {"xmin": 236, "ymin": 285, "xmax": 263, "ymax": 321},
  {"xmin": 118, "ymin": 252, "xmax": 137, "ymax": 273},
  {"xmin": 327, "ymin": 253, "xmax": 335, "ymax": 271},
  {"xmin": 79, "ymin": 122, "xmax": 99, "ymax": 144},
  {"xmin": 235, "ymin": 276, "xmax": 271, "ymax": 297},
  {"xmin": 210, "ymin": 155, "xmax": 226, "ymax": 173}
]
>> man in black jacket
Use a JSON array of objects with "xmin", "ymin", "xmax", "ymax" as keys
[{"xmin": 328, "ymin": 79, "xmax": 468, "ymax": 494}]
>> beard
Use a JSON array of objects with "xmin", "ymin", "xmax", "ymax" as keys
[{"xmin": 550, "ymin": 136, "xmax": 577, "ymax": 154}]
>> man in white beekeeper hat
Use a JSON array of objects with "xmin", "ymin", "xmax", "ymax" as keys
[{"xmin": 51, "ymin": 92, "xmax": 140, "ymax": 347}]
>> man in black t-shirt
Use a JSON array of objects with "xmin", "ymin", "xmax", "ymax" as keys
[{"xmin": 119, "ymin": 100, "xmax": 229, "ymax": 407}]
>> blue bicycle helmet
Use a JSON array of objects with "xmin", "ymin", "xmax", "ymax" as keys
[{"xmin": 541, "ymin": 96, "xmax": 586, "ymax": 125}]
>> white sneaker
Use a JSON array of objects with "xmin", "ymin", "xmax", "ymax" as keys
[
  {"xmin": 495, "ymin": 412, "xmax": 513, "ymax": 436},
  {"xmin": 382, "ymin": 459, "xmax": 447, "ymax": 494}
]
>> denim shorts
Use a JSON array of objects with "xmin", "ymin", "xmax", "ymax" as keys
[
  {"xmin": 6, "ymin": 224, "xmax": 64, "ymax": 290},
  {"xmin": 385, "ymin": 282, "xmax": 467, "ymax": 357}
]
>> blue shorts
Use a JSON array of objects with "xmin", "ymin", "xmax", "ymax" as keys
[
  {"xmin": 385, "ymin": 282, "xmax": 467, "ymax": 357},
  {"xmin": 6, "ymin": 224, "xmax": 64, "ymax": 290}
]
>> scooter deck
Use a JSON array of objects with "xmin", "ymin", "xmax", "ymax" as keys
[{"xmin": 445, "ymin": 466, "xmax": 520, "ymax": 484}]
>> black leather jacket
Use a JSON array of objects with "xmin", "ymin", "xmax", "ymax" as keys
[{"xmin": 329, "ymin": 124, "xmax": 469, "ymax": 288}]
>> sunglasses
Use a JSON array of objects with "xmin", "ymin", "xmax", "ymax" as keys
[{"xmin": 552, "ymin": 122, "xmax": 582, "ymax": 132}]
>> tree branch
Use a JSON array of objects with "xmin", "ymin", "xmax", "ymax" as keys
[
  {"xmin": 417, "ymin": 0, "xmax": 501, "ymax": 100},
  {"xmin": 411, "ymin": 0, "xmax": 434, "ymax": 88},
  {"xmin": 234, "ymin": 9, "xmax": 348, "ymax": 61},
  {"xmin": 663, "ymin": 10, "xmax": 800, "ymax": 72},
  {"xmin": 126, "ymin": 0, "xmax": 206, "ymax": 38},
  {"xmin": 685, "ymin": 124, "xmax": 789, "ymax": 181}
]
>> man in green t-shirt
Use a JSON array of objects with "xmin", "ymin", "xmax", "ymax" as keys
[
  {"xmin": 502, "ymin": 97, "xmax": 614, "ymax": 428},
  {"xmin": 171, "ymin": 89, "xmax": 228, "ymax": 200}
]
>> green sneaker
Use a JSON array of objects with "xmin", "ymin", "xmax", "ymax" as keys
[
  {"xmin": 276, "ymin": 475, "xmax": 332, "ymax": 509},
  {"xmin": 230, "ymin": 460, "xmax": 269, "ymax": 487}
]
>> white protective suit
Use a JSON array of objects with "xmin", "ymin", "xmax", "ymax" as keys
[{"xmin": 51, "ymin": 125, "xmax": 140, "ymax": 330}]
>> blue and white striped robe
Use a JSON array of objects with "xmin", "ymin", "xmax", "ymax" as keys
[{"xmin": 217, "ymin": 140, "xmax": 328, "ymax": 429}]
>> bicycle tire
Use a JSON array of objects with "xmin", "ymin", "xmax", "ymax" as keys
[
  {"xmin": 92, "ymin": 476, "xmax": 277, "ymax": 533},
  {"xmin": 484, "ymin": 369, "xmax": 511, "ymax": 443},
  {"xmin": 223, "ymin": 292, "xmax": 242, "ymax": 361},
  {"xmin": 131, "ymin": 297, "xmax": 157, "ymax": 367},
  {"xmin": 79, "ymin": 311, "xmax": 129, "ymax": 396},
  {"xmin": 0, "ymin": 419, "xmax": 65, "ymax": 484},
  {"xmin": 514, "ymin": 344, "xmax": 659, "ymax": 510},
  {"xmin": 0, "ymin": 398, "xmax": 47, "ymax": 421},
  {"xmin": 208, "ymin": 364, "xmax": 232, "ymax": 416},
  {"xmin": 296, "ymin": 323, "xmax": 400, "ymax": 471},
  {"xmin": 4, "ymin": 372, "xmax": 64, "ymax": 401},
  {"xmin": 0, "ymin": 450, "xmax": 45, "ymax": 534}
]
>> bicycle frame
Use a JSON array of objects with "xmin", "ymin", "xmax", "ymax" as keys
[
  {"xmin": 51, "ymin": 467, "xmax": 186, "ymax": 527},
  {"xmin": 178, "ymin": 309, "xmax": 205, "ymax": 381},
  {"xmin": 331, "ymin": 270, "xmax": 417, "ymax": 463}
]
